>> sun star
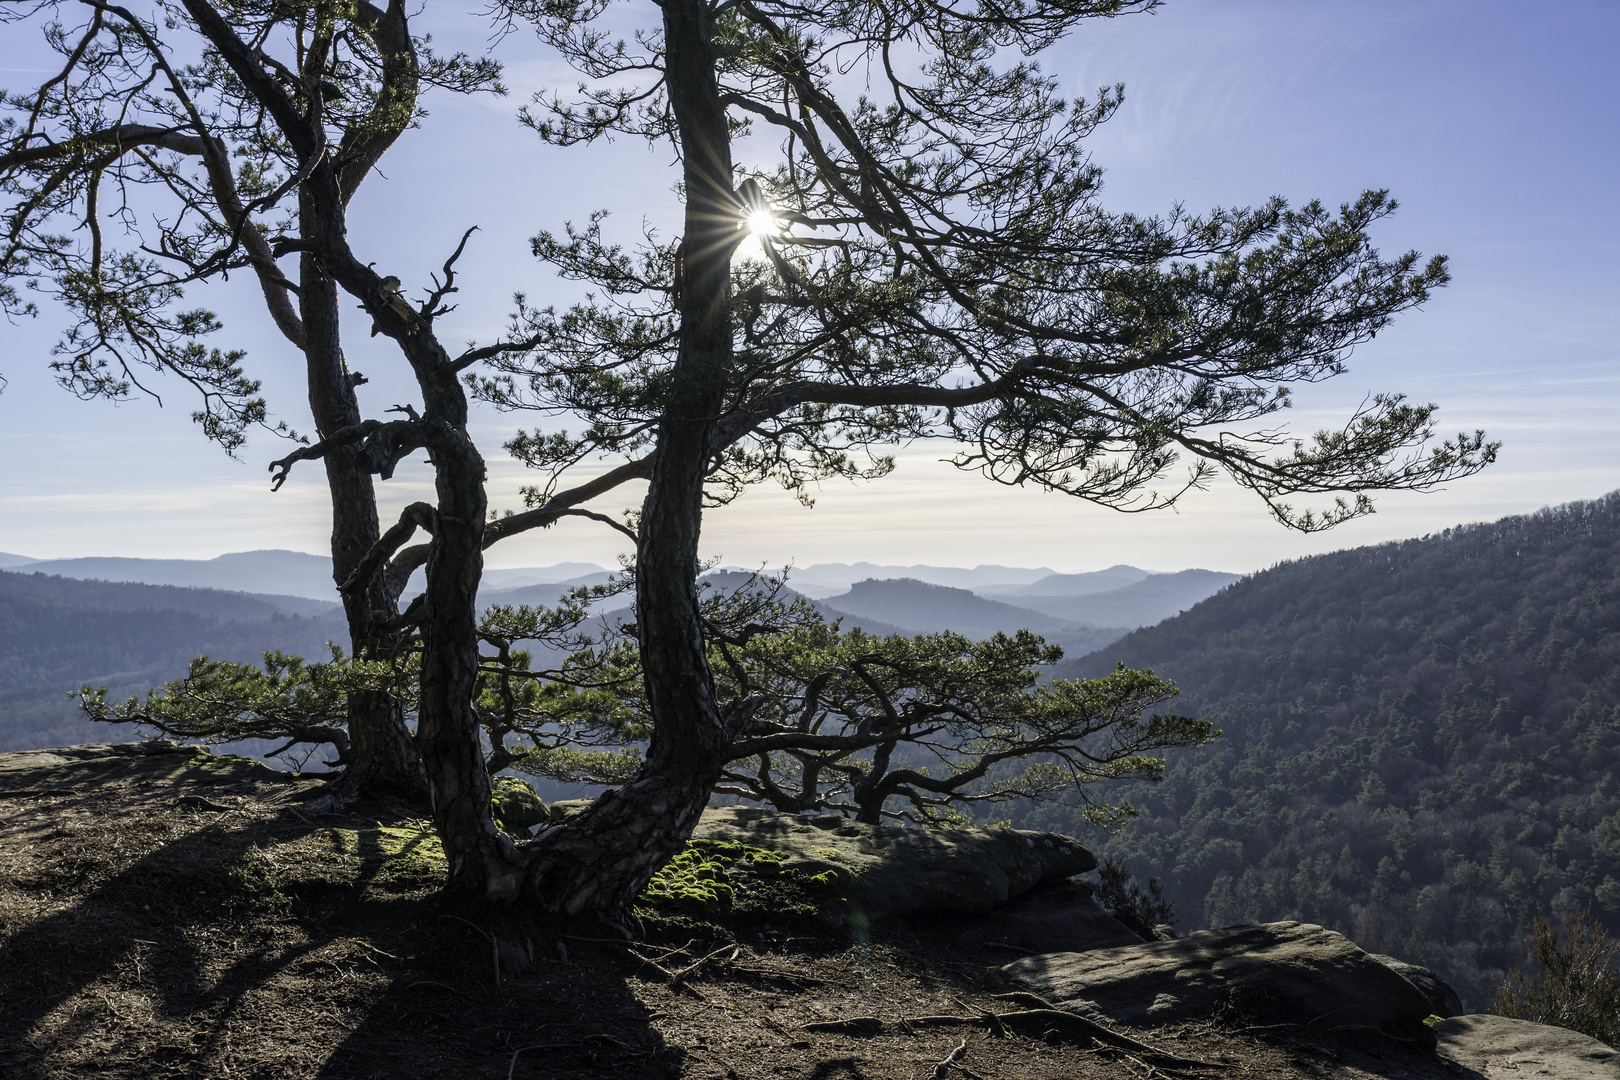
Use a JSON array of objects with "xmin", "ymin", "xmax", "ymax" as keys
[{"xmin": 745, "ymin": 209, "xmax": 779, "ymax": 236}]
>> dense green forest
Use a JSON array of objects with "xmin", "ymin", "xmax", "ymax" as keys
[
  {"xmin": 1008, "ymin": 492, "xmax": 1620, "ymax": 1008},
  {"xmin": 0, "ymin": 571, "xmax": 345, "ymax": 752}
]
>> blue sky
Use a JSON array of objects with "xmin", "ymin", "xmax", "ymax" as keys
[{"xmin": 1, "ymin": 0, "xmax": 1616, "ymax": 574}]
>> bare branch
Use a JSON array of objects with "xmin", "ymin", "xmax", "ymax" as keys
[{"xmin": 268, "ymin": 417, "xmax": 428, "ymax": 489}]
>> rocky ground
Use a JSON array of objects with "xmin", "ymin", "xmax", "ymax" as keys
[{"xmin": 0, "ymin": 742, "xmax": 1587, "ymax": 1079}]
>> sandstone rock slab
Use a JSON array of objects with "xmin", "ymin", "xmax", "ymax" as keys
[
  {"xmin": 1369, "ymin": 953, "xmax": 1465, "ymax": 1018},
  {"xmin": 1003, "ymin": 920, "xmax": 1434, "ymax": 1043},
  {"xmin": 1434, "ymin": 1015, "xmax": 1620, "ymax": 1080},
  {"xmin": 690, "ymin": 806, "xmax": 1096, "ymax": 916}
]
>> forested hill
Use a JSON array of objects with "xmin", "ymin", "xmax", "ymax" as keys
[
  {"xmin": 1026, "ymin": 492, "xmax": 1620, "ymax": 1009},
  {"xmin": 0, "ymin": 571, "xmax": 346, "ymax": 753}
]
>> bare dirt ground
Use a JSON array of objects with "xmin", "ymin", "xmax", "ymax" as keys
[{"xmin": 0, "ymin": 745, "xmax": 1471, "ymax": 1079}]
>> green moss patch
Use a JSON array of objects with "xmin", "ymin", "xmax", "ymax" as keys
[{"xmin": 639, "ymin": 838, "xmax": 842, "ymax": 920}]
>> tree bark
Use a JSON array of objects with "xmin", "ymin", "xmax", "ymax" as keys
[
  {"xmin": 298, "ymin": 244, "xmax": 422, "ymax": 795},
  {"xmin": 412, "ymin": 419, "xmax": 514, "ymax": 896},
  {"xmin": 853, "ymin": 739, "xmax": 897, "ymax": 824}
]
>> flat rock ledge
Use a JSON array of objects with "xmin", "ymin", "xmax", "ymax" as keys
[
  {"xmin": 1434, "ymin": 1014, "xmax": 1620, "ymax": 1080},
  {"xmin": 1002, "ymin": 920, "xmax": 1437, "ymax": 1046},
  {"xmin": 691, "ymin": 806, "xmax": 1097, "ymax": 917}
]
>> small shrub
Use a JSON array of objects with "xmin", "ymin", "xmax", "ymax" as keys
[
  {"xmin": 1091, "ymin": 859, "xmax": 1178, "ymax": 940},
  {"xmin": 1493, "ymin": 907, "xmax": 1620, "ymax": 1046}
]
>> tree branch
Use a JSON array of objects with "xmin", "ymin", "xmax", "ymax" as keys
[
  {"xmin": 550, "ymin": 507, "xmax": 637, "ymax": 542},
  {"xmin": 0, "ymin": 124, "xmax": 208, "ymax": 170},
  {"xmin": 481, "ymin": 456, "xmax": 652, "ymax": 547},
  {"xmin": 340, "ymin": 501, "xmax": 437, "ymax": 595},
  {"xmin": 267, "ymin": 417, "xmax": 428, "ymax": 489},
  {"xmin": 336, "ymin": 0, "xmax": 420, "ymax": 206},
  {"xmin": 706, "ymin": 356, "xmax": 1045, "ymax": 458}
]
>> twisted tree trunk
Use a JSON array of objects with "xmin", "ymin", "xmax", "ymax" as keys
[
  {"xmin": 300, "ymin": 244, "xmax": 422, "ymax": 796},
  {"xmin": 515, "ymin": 0, "xmax": 738, "ymax": 923}
]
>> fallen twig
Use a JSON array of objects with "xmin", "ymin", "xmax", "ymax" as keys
[
  {"xmin": 903, "ymin": 1015, "xmax": 980, "ymax": 1028},
  {"xmin": 639, "ymin": 938, "xmax": 698, "ymax": 960},
  {"xmin": 439, "ymin": 913, "xmax": 503, "ymax": 989},
  {"xmin": 671, "ymin": 944, "xmax": 739, "ymax": 990},
  {"xmin": 173, "ymin": 794, "xmax": 233, "ymax": 811},
  {"xmin": 1121, "ymin": 1051, "xmax": 1160, "ymax": 1079},
  {"xmin": 1228, "ymin": 1022, "xmax": 1301, "ymax": 1035},
  {"xmin": 560, "ymin": 931, "xmax": 683, "ymax": 981},
  {"xmin": 862, "ymin": 996, "xmax": 1215, "ymax": 1071},
  {"xmin": 726, "ymin": 963, "xmax": 829, "ymax": 987},
  {"xmin": 625, "ymin": 949, "xmax": 681, "ymax": 982},
  {"xmin": 996, "ymin": 1010, "xmax": 1224, "ymax": 1068}
]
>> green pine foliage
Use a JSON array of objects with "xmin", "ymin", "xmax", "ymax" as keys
[
  {"xmin": 1022, "ymin": 492, "xmax": 1620, "ymax": 1009},
  {"xmin": 77, "ymin": 648, "xmax": 403, "ymax": 762}
]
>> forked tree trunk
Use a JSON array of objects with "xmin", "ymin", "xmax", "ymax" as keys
[
  {"xmin": 853, "ymin": 738, "xmax": 898, "ymax": 824},
  {"xmin": 260, "ymin": 0, "xmax": 739, "ymax": 924}
]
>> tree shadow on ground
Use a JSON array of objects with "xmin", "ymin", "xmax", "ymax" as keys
[{"xmin": 0, "ymin": 745, "xmax": 679, "ymax": 1079}]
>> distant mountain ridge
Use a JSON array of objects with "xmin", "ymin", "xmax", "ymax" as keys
[
  {"xmin": 823, "ymin": 578, "xmax": 1071, "ymax": 636},
  {"xmin": 17, "ymin": 550, "xmax": 338, "ymax": 601},
  {"xmin": 987, "ymin": 564, "xmax": 1151, "ymax": 598},
  {"xmin": 0, "ymin": 571, "xmax": 339, "ymax": 620},
  {"xmin": 0, "ymin": 550, "xmax": 1236, "ymax": 631},
  {"xmin": 784, "ymin": 562, "xmax": 1057, "ymax": 595},
  {"xmin": 9, "ymin": 550, "xmax": 621, "ymax": 603},
  {"xmin": 989, "ymin": 569, "xmax": 1241, "ymax": 627}
]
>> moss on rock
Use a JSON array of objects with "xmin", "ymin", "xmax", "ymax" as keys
[
  {"xmin": 639, "ymin": 838, "xmax": 843, "ymax": 919},
  {"xmin": 491, "ymin": 776, "xmax": 548, "ymax": 834}
]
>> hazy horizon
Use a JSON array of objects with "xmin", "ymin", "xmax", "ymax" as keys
[
  {"xmin": 0, "ymin": 547, "xmax": 1231, "ymax": 579},
  {"xmin": 3, "ymin": 1, "xmax": 1615, "ymax": 573}
]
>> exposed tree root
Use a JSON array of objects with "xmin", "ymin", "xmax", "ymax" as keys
[
  {"xmin": 802, "ymin": 1017, "xmax": 884, "ymax": 1035},
  {"xmin": 804, "ymin": 994, "xmax": 1231, "ymax": 1072}
]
